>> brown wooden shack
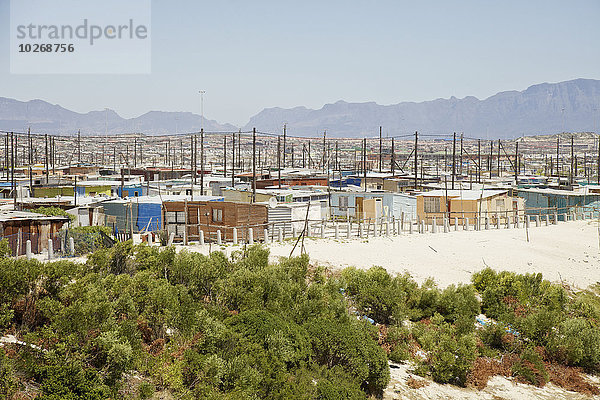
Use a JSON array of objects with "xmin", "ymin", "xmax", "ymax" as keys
[
  {"xmin": 163, "ymin": 201, "xmax": 268, "ymax": 242},
  {"xmin": 0, "ymin": 211, "xmax": 69, "ymax": 256}
]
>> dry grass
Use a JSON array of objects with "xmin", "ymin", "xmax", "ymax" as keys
[
  {"xmin": 406, "ymin": 376, "xmax": 429, "ymax": 389},
  {"xmin": 467, "ymin": 355, "xmax": 600, "ymax": 395},
  {"xmin": 547, "ymin": 363, "xmax": 600, "ymax": 396}
]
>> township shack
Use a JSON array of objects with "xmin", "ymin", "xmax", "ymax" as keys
[
  {"xmin": 0, "ymin": 211, "xmax": 69, "ymax": 256},
  {"xmin": 163, "ymin": 201, "xmax": 268, "ymax": 243},
  {"xmin": 416, "ymin": 189, "xmax": 524, "ymax": 224},
  {"xmin": 516, "ymin": 187, "xmax": 600, "ymax": 217}
]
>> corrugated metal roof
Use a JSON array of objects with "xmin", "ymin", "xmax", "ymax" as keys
[{"xmin": 0, "ymin": 211, "xmax": 70, "ymax": 223}]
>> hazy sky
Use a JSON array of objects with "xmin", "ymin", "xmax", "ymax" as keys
[{"xmin": 1, "ymin": 0, "xmax": 599, "ymax": 126}]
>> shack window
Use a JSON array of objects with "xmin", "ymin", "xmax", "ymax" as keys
[
  {"xmin": 212, "ymin": 208, "xmax": 223, "ymax": 222},
  {"xmin": 339, "ymin": 196, "xmax": 349, "ymax": 211},
  {"xmin": 424, "ymin": 197, "xmax": 440, "ymax": 213},
  {"xmin": 496, "ymin": 199, "xmax": 504, "ymax": 209}
]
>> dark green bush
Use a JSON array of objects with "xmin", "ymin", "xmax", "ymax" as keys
[
  {"xmin": 342, "ymin": 267, "xmax": 421, "ymax": 324},
  {"xmin": 511, "ymin": 347, "xmax": 548, "ymax": 386},
  {"xmin": 412, "ymin": 314, "xmax": 478, "ymax": 386},
  {"xmin": 307, "ymin": 317, "xmax": 390, "ymax": 395},
  {"xmin": 548, "ymin": 318, "xmax": 600, "ymax": 371}
]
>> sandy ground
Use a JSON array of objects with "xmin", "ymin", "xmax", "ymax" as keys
[
  {"xmin": 40, "ymin": 219, "xmax": 600, "ymax": 290},
  {"xmin": 264, "ymin": 219, "xmax": 600, "ymax": 289}
]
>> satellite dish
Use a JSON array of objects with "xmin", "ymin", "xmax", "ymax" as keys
[{"xmin": 268, "ymin": 197, "xmax": 278, "ymax": 208}]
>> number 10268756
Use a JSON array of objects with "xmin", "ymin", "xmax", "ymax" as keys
[{"xmin": 18, "ymin": 43, "xmax": 75, "ymax": 53}]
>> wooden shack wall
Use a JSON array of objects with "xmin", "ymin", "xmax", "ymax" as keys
[
  {"xmin": 0, "ymin": 219, "xmax": 65, "ymax": 256},
  {"xmin": 164, "ymin": 201, "xmax": 268, "ymax": 242}
]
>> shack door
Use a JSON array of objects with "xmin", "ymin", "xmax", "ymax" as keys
[{"xmin": 356, "ymin": 197, "xmax": 364, "ymax": 219}]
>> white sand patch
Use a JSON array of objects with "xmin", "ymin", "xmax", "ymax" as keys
[{"xmin": 263, "ymin": 220, "xmax": 600, "ymax": 288}]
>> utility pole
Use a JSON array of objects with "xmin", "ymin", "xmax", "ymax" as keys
[
  {"xmin": 277, "ymin": 135, "xmax": 281, "ymax": 188},
  {"xmin": 11, "ymin": 133, "xmax": 15, "ymax": 210},
  {"xmin": 113, "ymin": 147, "xmax": 116, "ymax": 173},
  {"xmin": 77, "ymin": 129, "xmax": 81, "ymax": 165},
  {"xmin": 223, "ymin": 135, "xmax": 227, "ymax": 177},
  {"xmin": 335, "ymin": 140, "xmax": 339, "ymax": 179},
  {"xmin": 4, "ymin": 133, "xmax": 7, "ymax": 182},
  {"xmin": 556, "ymin": 137, "xmax": 560, "ymax": 177},
  {"xmin": 44, "ymin": 134, "xmax": 49, "ymax": 183},
  {"xmin": 252, "ymin": 128, "xmax": 256, "ymax": 203},
  {"xmin": 379, "ymin": 126, "xmax": 383, "ymax": 172},
  {"xmin": 497, "ymin": 139, "xmax": 501, "ymax": 178},
  {"xmin": 452, "ymin": 132, "xmax": 456, "ymax": 189},
  {"xmin": 478, "ymin": 139, "xmax": 481, "ymax": 183},
  {"xmin": 363, "ymin": 138, "xmax": 367, "ymax": 191},
  {"xmin": 459, "ymin": 133, "xmax": 463, "ymax": 175},
  {"xmin": 51, "ymin": 136, "xmax": 55, "ymax": 173},
  {"xmin": 391, "ymin": 137, "xmax": 395, "ymax": 175},
  {"xmin": 570, "ymin": 135, "xmax": 574, "ymax": 185},
  {"xmin": 283, "ymin": 123, "xmax": 287, "ymax": 168},
  {"xmin": 232, "ymin": 131, "xmax": 236, "ymax": 186},
  {"xmin": 27, "ymin": 127, "xmax": 31, "ymax": 165},
  {"xmin": 291, "ymin": 144, "xmax": 294, "ymax": 168},
  {"xmin": 238, "ymin": 130, "xmax": 241, "ymax": 169},
  {"xmin": 322, "ymin": 131, "xmax": 326, "ymax": 173},
  {"xmin": 414, "ymin": 131, "xmax": 418, "ymax": 190},
  {"xmin": 302, "ymin": 143, "xmax": 306, "ymax": 168},
  {"xmin": 200, "ymin": 129, "xmax": 204, "ymax": 196},
  {"xmin": 514, "ymin": 141, "xmax": 519, "ymax": 183},
  {"xmin": 444, "ymin": 147, "xmax": 448, "ymax": 173}
]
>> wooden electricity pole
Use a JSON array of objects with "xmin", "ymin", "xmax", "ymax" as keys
[
  {"xmin": 200, "ymin": 129, "xmax": 204, "ymax": 196},
  {"xmin": 379, "ymin": 126, "xmax": 383, "ymax": 172},
  {"xmin": 77, "ymin": 129, "xmax": 81, "ymax": 165},
  {"xmin": 232, "ymin": 131, "xmax": 236, "ymax": 186},
  {"xmin": 391, "ymin": 137, "xmax": 395, "ymax": 175},
  {"xmin": 277, "ymin": 135, "xmax": 281, "ymax": 188},
  {"xmin": 363, "ymin": 138, "xmax": 367, "ymax": 191},
  {"xmin": 224, "ymin": 135, "xmax": 227, "ymax": 177},
  {"xmin": 452, "ymin": 132, "xmax": 456, "ymax": 189},
  {"xmin": 283, "ymin": 124, "xmax": 287, "ymax": 168},
  {"xmin": 252, "ymin": 128, "xmax": 256, "ymax": 203},
  {"xmin": 414, "ymin": 132, "xmax": 418, "ymax": 190}
]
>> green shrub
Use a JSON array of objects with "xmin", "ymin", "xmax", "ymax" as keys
[
  {"xmin": 436, "ymin": 284, "xmax": 480, "ymax": 334},
  {"xmin": 548, "ymin": 318, "xmax": 600, "ymax": 371},
  {"xmin": 512, "ymin": 347, "xmax": 548, "ymax": 386},
  {"xmin": 342, "ymin": 267, "xmax": 419, "ymax": 324},
  {"xmin": 0, "ymin": 348, "xmax": 17, "ymax": 398},
  {"xmin": 306, "ymin": 317, "xmax": 390, "ymax": 396},
  {"xmin": 31, "ymin": 206, "xmax": 75, "ymax": 222},
  {"xmin": 0, "ymin": 238, "xmax": 12, "ymax": 258},
  {"xmin": 137, "ymin": 381, "xmax": 155, "ymax": 399},
  {"xmin": 385, "ymin": 325, "xmax": 412, "ymax": 363},
  {"xmin": 413, "ymin": 314, "xmax": 478, "ymax": 386}
]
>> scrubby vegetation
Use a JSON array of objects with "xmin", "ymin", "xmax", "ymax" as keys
[
  {"xmin": 355, "ymin": 266, "xmax": 600, "ymax": 394},
  {"xmin": 30, "ymin": 206, "xmax": 75, "ymax": 222},
  {"xmin": 1, "ymin": 244, "xmax": 599, "ymax": 398},
  {"xmin": 0, "ymin": 244, "xmax": 388, "ymax": 399}
]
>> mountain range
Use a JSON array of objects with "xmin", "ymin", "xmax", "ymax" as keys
[{"xmin": 1, "ymin": 78, "xmax": 599, "ymax": 139}]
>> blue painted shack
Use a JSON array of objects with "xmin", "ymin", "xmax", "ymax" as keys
[
  {"xmin": 102, "ymin": 195, "xmax": 225, "ymax": 233},
  {"xmin": 517, "ymin": 187, "xmax": 600, "ymax": 216}
]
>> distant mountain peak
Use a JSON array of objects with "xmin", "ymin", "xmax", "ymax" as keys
[{"xmin": 244, "ymin": 78, "xmax": 600, "ymax": 138}]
